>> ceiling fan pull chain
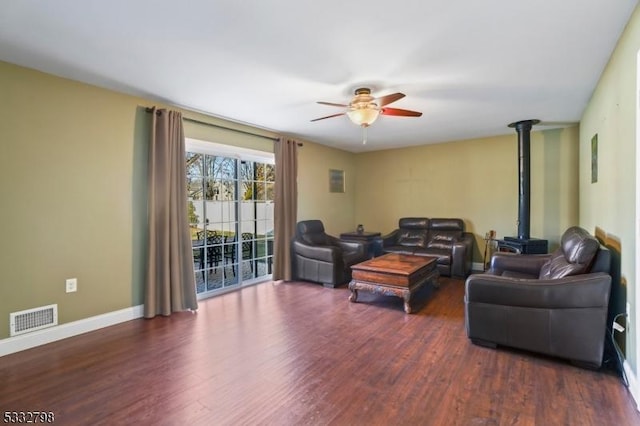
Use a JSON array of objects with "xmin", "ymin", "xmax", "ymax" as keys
[{"xmin": 362, "ymin": 125, "xmax": 367, "ymax": 144}]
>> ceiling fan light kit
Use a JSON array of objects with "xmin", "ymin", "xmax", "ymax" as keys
[
  {"xmin": 312, "ymin": 87, "xmax": 422, "ymax": 143},
  {"xmin": 347, "ymin": 107, "xmax": 380, "ymax": 127},
  {"xmin": 346, "ymin": 88, "xmax": 379, "ymax": 127}
]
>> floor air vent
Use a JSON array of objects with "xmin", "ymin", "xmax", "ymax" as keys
[{"xmin": 10, "ymin": 304, "xmax": 58, "ymax": 337}]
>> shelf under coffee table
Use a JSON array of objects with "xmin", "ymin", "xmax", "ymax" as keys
[{"xmin": 348, "ymin": 253, "xmax": 439, "ymax": 314}]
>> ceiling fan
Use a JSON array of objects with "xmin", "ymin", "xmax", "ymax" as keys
[{"xmin": 311, "ymin": 87, "xmax": 423, "ymax": 128}]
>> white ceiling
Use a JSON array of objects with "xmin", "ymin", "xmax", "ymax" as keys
[{"xmin": 1, "ymin": 1, "xmax": 637, "ymax": 152}]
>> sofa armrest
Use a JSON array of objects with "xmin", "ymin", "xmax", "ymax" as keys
[
  {"xmin": 488, "ymin": 252, "xmax": 551, "ymax": 276},
  {"xmin": 292, "ymin": 240, "xmax": 339, "ymax": 263},
  {"xmin": 336, "ymin": 240, "xmax": 366, "ymax": 257},
  {"xmin": 451, "ymin": 232, "xmax": 474, "ymax": 278},
  {"xmin": 465, "ymin": 272, "xmax": 611, "ymax": 309},
  {"xmin": 381, "ymin": 229, "xmax": 399, "ymax": 247}
]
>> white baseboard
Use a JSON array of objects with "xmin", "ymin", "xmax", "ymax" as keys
[
  {"xmin": 0, "ymin": 305, "xmax": 144, "ymax": 357},
  {"xmin": 624, "ymin": 359, "xmax": 640, "ymax": 411}
]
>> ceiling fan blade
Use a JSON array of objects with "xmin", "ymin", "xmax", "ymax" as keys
[
  {"xmin": 317, "ymin": 101, "xmax": 348, "ymax": 107},
  {"xmin": 310, "ymin": 112, "xmax": 346, "ymax": 122},
  {"xmin": 376, "ymin": 92, "xmax": 405, "ymax": 107},
  {"xmin": 381, "ymin": 107, "xmax": 422, "ymax": 117}
]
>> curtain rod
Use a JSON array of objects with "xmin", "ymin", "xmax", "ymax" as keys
[{"xmin": 145, "ymin": 107, "xmax": 302, "ymax": 145}]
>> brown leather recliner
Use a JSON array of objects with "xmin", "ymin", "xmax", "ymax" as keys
[
  {"xmin": 464, "ymin": 226, "xmax": 612, "ymax": 368},
  {"xmin": 292, "ymin": 220, "xmax": 368, "ymax": 288},
  {"xmin": 382, "ymin": 217, "xmax": 474, "ymax": 278}
]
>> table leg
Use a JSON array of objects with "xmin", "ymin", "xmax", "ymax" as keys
[
  {"xmin": 403, "ymin": 290, "xmax": 412, "ymax": 314},
  {"xmin": 431, "ymin": 276, "xmax": 440, "ymax": 288},
  {"xmin": 348, "ymin": 281, "xmax": 358, "ymax": 302}
]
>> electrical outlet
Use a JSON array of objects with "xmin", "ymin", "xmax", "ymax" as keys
[{"xmin": 65, "ymin": 278, "xmax": 77, "ymax": 293}]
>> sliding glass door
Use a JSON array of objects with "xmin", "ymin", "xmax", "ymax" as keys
[{"xmin": 186, "ymin": 141, "xmax": 274, "ymax": 296}]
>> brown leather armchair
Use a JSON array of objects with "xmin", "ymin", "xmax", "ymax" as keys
[
  {"xmin": 292, "ymin": 220, "xmax": 368, "ymax": 288},
  {"xmin": 464, "ymin": 226, "xmax": 612, "ymax": 368}
]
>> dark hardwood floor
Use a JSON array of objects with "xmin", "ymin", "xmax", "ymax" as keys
[{"xmin": 1, "ymin": 278, "xmax": 639, "ymax": 425}]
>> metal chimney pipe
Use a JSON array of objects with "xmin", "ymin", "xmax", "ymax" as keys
[{"xmin": 508, "ymin": 119, "xmax": 539, "ymax": 240}]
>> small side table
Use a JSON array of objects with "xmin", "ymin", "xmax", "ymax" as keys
[{"xmin": 340, "ymin": 231, "xmax": 383, "ymax": 258}]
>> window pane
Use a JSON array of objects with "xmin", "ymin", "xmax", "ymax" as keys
[
  {"xmin": 187, "ymin": 178, "xmax": 203, "ymax": 200},
  {"xmin": 256, "ymin": 220, "xmax": 269, "ymax": 237},
  {"xmin": 264, "ymin": 164, "xmax": 275, "ymax": 182},
  {"xmin": 186, "ymin": 152, "xmax": 203, "ymax": 177},
  {"xmin": 241, "ymin": 201, "xmax": 255, "ymax": 221},
  {"xmin": 222, "ymin": 180, "xmax": 236, "ymax": 201},
  {"xmin": 240, "ymin": 161, "xmax": 254, "ymax": 181},
  {"xmin": 204, "ymin": 178, "xmax": 217, "ymax": 200},
  {"xmin": 204, "ymin": 201, "xmax": 220, "ymax": 226},
  {"xmin": 240, "ymin": 181, "xmax": 253, "ymax": 200},
  {"xmin": 218, "ymin": 157, "xmax": 237, "ymax": 180},
  {"xmin": 241, "ymin": 221, "xmax": 255, "ymax": 236},
  {"xmin": 204, "ymin": 155, "xmax": 216, "ymax": 177},
  {"xmin": 222, "ymin": 222, "xmax": 235, "ymax": 238},
  {"xmin": 255, "ymin": 182, "xmax": 265, "ymax": 200},
  {"xmin": 219, "ymin": 201, "xmax": 233, "ymax": 223},
  {"xmin": 255, "ymin": 240, "xmax": 266, "ymax": 258},
  {"xmin": 256, "ymin": 201, "xmax": 267, "ymax": 220},
  {"xmin": 265, "ymin": 202, "xmax": 274, "ymax": 221},
  {"xmin": 188, "ymin": 200, "xmax": 203, "ymax": 226},
  {"xmin": 265, "ymin": 183, "xmax": 275, "ymax": 201}
]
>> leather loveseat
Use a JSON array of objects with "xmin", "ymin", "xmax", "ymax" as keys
[
  {"xmin": 464, "ymin": 226, "xmax": 612, "ymax": 368},
  {"xmin": 292, "ymin": 220, "xmax": 369, "ymax": 288},
  {"xmin": 381, "ymin": 217, "xmax": 474, "ymax": 278}
]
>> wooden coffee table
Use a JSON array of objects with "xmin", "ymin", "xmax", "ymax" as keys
[{"xmin": 348, "ymin": 253, "xmax": 439, "ymax": 313}]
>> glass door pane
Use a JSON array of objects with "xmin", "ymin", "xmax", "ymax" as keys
[{"xmin": 188, "ymin": 150, "xmax": 274, "ymax": 297}]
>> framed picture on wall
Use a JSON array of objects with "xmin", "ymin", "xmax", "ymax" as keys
[{"xmin": 329, "ymin": 169, "xmax": 345, "ymax": 193}]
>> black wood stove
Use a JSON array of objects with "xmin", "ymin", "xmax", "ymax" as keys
[{"xmin": 497, "ymin": 119, "xmax": 548, "ymax": 254}]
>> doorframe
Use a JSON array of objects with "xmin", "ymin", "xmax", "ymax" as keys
[{"xmin": 185, "ymin": 138, "xmax": 275, "ymax": 297}]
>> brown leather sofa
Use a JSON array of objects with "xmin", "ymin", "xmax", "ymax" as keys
[
  {"xmin": 292, "ymin": 220, "xmax": 368, "ymax": 288},
  {"xmin": 464, "ymin": 226, "xmax": 611, "ymax": 368},
  {"xmin": 381, "ymin": 217, "xmax": 474, "ymax": 278}
]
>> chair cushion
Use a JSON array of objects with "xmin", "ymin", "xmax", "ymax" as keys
[
  {"xmin": 427, "ymin": 232, "xmax": 458, "ymax": 250},
  {"xmin": 297, "ymin": 220, "xmax": 330, "ymax": 245},
  {"xmin": 429, "ymin": 218, "xmax": 464, "ymax": 231},
  {"xmin": 538, "ymin": 250, "xmax": 586, "ymax": 279},
  {"xmin": 561, "ymin": 226, "xmax": 600, "ymax": 265},
  {"xmin": 398, "ymin": 217, "xmax": 429, "ymax": 229},
  {"xmin": 303, "ymin": 232, "xmax": 329, "ymax": 246},
  {"xmin": 397, "ymin": 233, "xmax": 426, "ymax": 247},
  {"xmin": 426, "ymin": 218, "xmax": 464, "ymax": 249},
  {"xmin": 538, "ymin": 226, "xmax": 600, "ymax": 279}
]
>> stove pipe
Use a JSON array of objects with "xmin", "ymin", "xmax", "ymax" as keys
[{"xmin": 508, "ymin": 119, "xmax": 539, "ymax": 240}]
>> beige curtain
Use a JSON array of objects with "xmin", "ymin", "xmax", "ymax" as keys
[
  {"xmin": 144, "ymin": 108, "xmax": 198, "ymax": 318},
  {"xmin": 273, "ymin": 137, "xmax": 299, "ymax": 280}
]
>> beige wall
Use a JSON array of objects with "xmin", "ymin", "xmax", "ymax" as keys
[
  {"xmin": 0, "ymin": 62, "xmax": 143, "ymax": 339},
  {"xmin": 296, "ymin": 141, "xmax": 357, "ymax": 236},
  {"xmin": 580, "ymin": 6, "xmax": 640, "ymax": 373},
  {"xmin": 354, "ymin": 127, "xmax": 580, "ymax": 262},
  {"xmin": 0, "ymin": 60, "xmax": 355, "ymax": 340}
]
